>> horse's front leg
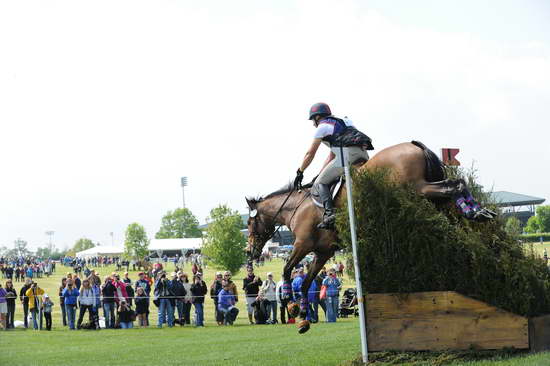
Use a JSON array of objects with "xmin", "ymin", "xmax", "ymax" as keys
[{"xmin": 297, "ymin": 251, "xmax": 333, "ymax": 334}]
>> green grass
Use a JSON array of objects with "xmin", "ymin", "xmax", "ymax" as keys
[{"xmin": 0, "ymin": 320, "xmax": 362, "ymax": 366}]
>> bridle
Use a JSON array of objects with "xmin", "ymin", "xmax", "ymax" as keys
[{"xmin": 249, "ymin": 188, "xmax": 311, "ymax": 248}]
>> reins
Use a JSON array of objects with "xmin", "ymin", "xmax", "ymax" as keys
[{"xmin": 256, "ymin": 187, "xmax": 310, "ymax": 242}]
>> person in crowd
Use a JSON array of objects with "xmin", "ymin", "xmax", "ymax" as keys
[
  {"xmin": 0, "ymin": 282, "xmax": 7, "ymax": 330},
  {"xmin": 190, "ymin": 272, "xmax": 207, "ymax": 327},
  {"xmin": 134, "ymin": 287, "xmax": 149, "ymax": 327},
  {"xmin": 292, "ymin": 267, "xmax": 306, "ymax": 303},
  {"xmin": 59, "ymin": 278, "xmax": 67, "ymax": 326},
  {"xmin": 135, "ymin": 272, "xmax": 151, "ymax": 294},
  {"xmin": 217, "ymin": 280, "xmax": 238, "ymax": 325},
  {"xmin": 42, "ymin": 294, "xmax": 54, "ymax": 331},
  {"xmin": 171, "ymin": 271, "xmax": 187, "ymax": 326},
  {"xmin": 125, "ymin": 281, "xmax": 135, "ymax": 307},
  {"xmin": 210, "ymin": 272, "xmax": 223, "ymax": 325},
  {"xmin": 88, "ymin": 269, "xmax": 101, "ymax": 287},
  {"xmin": 73, "ymin": 273, "xmax": 82, "ymax": 290},
  {"xmin": 307, "ymin": 275, "xmax": 320, "ymax": 323},
  {"xmin": 261, "ymin": 272, "xmax": 278, "ymax": 324},
  {"xmin": 25, "ymin": 281, "xmax": 44, "ymax": 330},
  {"xmin": 113, "ymin": 273, "xmax": 129, "ymax": 304},
  {"xmin": 180, "ymin": 273, "xmax": 192, "ymax": 325},
  {"xmin": 134, "ymin": 272, "xmax": 151, "ymax": 324},
  {"xmin": 155, "ymin": 271, "xmax": 175, "ymax": 328},
  {"xmin": 223, "ymin": 271, "xmax": 238, "ymax": 302},
  {"xmin": 123, "ymin": 272, "xmax": 132, "ymax": 285},
  {"xmin": 322, "ymin": 268, "xmax": 341, "ymax": 322},
  {"xmin": 5, "ymin": 280, "xmax": 17, "ymax": 329},
  {"xmin": 19, "ymin": 278, "xmax": 32, "ymax": 328},
  {"xmin": 275, "ymin": 276, "xmax": 290, "ymax": 324},
  {"xmin": 251, "ymin": 290, "xmax": 270, "ymax": 324},
  {"xmin": 77, "ymin": 279, "xmax": 98, "ymax": 329},
  {"xmin": 101, "ymin": 276, "xmax": 117, "ymax": 329},
  {"xmin": 243, "ymin": 266, "xmax": 262, "ymax": 325},
  {"xmin": 117, "ymin": 300, "xmax": 134, "ymax": 329},
  {"xmin": 62, "ymin": 279, "xmax": 79, "ymax": 330}
]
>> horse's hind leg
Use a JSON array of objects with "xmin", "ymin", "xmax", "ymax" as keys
[
  {"xmin": 418, "ymin": 179, "xmax": 465, "ymax": 199},
  {"xmin": 419, "ymin": 179, "xmax": 496, "ymax": 221}
]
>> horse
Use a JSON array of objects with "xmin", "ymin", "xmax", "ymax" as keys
[{"xmin": 245, "ymin": 141, "xmax": 495, "ymax": 334}]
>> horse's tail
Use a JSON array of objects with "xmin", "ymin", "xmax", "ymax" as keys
[{"xmin": 411, "ymin": 140, "xmax": 446, "ymax": 182}]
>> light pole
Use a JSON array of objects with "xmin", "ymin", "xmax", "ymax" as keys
[
  {"xmin": 110, "ymin": 232, "xmax": 114, "ymax": 246},
  {"xmin": 45, "ymin": 231, "xmax": 55, "ymax": 253},
  {"xmin": 180, "ymin": 177, "xmax": 188, "ymax": 209}
]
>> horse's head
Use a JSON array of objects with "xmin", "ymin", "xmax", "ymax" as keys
[{"xmin": 245, "ymin": 197, "xmax": 275, "ymax": 261}]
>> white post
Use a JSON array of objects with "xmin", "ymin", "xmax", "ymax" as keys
[{"xmin": 340, "ymin": 146, "xmax": 369, "ymax": 364}]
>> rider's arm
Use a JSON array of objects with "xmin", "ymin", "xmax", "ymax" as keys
[{"xmin": 299, "ymin": 138, "xmax": 322, "ymax": 172}]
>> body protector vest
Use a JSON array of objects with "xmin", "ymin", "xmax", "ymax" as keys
[{"xmin": 320, "ymin": 117, "xmax": 374, "ymax": 150}]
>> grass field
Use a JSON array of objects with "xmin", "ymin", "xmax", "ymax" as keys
[{"xmin": 3, "ymin": 257, "xmax": 550, "ymax": 365}]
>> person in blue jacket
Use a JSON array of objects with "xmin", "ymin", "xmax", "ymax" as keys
[
  {"xmin": 321, "ymin": 268, "xmax": 341, "ymax": 322},
  {"xmin": 62, "ymin": 280, "xmax": 80, "ymax": 330}
]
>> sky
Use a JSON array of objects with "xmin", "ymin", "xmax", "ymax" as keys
[{"xmin": 1, "ymin": 0, "xmax": 549, "ymax": 251}]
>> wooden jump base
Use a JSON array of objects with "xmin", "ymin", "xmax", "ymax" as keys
[{"xmin": 366, "ymin": 291, "xmax": 531, "ymax": 351}]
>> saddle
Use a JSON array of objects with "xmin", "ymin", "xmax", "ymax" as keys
[{"xmin": 309, "ymin": 177, "xmax": 345, "ymax": 208}]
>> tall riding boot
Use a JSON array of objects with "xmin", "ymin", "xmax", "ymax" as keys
[
  {"xmin": 248, "ymin": 313, "xmax": 254, "ymax": 325},
  {"xmin": 317, "ymin": 183, "xmax": 336, "ymax": 229}
]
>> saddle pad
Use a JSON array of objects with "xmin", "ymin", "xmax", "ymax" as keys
[{"xmin": 310, "ymin": 177, "xmax": 344, "ymax": 208}]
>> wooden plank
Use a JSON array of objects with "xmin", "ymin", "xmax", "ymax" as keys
[
  {"xmin": 366, "ymin": 291, "xmax": 529, "ymax": 351},
  {"xmin": 529, "ymin": 315, "xmax": 550, "ymax": 352}
]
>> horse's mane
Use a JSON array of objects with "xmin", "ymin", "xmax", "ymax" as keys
[{"xmin": 247, "ymin": 181, "xmax": 313, "ymax": 206}]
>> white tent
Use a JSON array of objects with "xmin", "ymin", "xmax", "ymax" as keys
[
  {"xmin": 148, "ymin": 238, "xmax": 203, "ymax": 254},
  {"xmin": 75, "ymin": 245, "xmax": 124, "ymax": 258}
]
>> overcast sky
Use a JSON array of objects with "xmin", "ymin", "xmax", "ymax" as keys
[{"xmin": 1, "ymin": 0, "xmax": 549, "ymax": 251}]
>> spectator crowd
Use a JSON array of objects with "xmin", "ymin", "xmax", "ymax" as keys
[{"xmin": 0, "ymin": 255, "xmax": 345, "ymax": 331}]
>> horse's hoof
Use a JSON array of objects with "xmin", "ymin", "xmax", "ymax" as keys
[
  {"xmin": 287, "ymin": 302, "xmax": 300, "ymax": 318},
  {"xmin": 298, "ymin": 320, "xmax": 310, "ymax": 334}
]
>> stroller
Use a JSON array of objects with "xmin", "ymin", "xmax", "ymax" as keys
[{"xmin": 339, "ymin": 288, "xmax": 358, "ymax": 318}]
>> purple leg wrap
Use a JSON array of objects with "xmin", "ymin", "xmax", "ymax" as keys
[{"xmin": 282, "ymin": 282, "xmax": 292, "ymax": 298}]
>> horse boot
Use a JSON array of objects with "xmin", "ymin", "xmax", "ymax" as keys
[
  {"xmin": 281, "ymin": 281, "xmax": 292, "ymax": 301},
  {"xmin": 297, "ymin": 298, "xmax": 310, "ymax": 334},
  {"xmin": 317, "ymin": 183, "xmax": 336, "ymax": 230}
]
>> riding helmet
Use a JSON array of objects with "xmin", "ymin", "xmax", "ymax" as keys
[{"xmin": 309, "ymin": 102, "xmax": 331, "ymax": 120}]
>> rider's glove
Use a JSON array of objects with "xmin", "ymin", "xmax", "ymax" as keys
[{"xmin": 293, "ymin": 169, "xmax": 304, "ymax": 190}]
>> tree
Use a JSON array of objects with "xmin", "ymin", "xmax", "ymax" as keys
[
  {"xmin": 202, "ymin": 205, "xmax": 247, "ymax": 275},
  {"xmin": 72, "ymin": 238, "xmax": 96, "ymax": 253},
  {"xmin": 536, "ymin": 205, "xmax": 550, "ymax": 232},
  {"xmin": 155, "ymin": 207, "xmax": 202, "ymax": 239},
  {"xmin": 35, "ymin": 246, "xmax": 51, "ymax": 259},
  {"xmin": 505, "ymin": 216, "xmax": 522, "ymax": 238},
  {"xmin": 525, "ymin": 216, "xmax": 541, "ymax": 234},
  {"xmin": 124, "ymin": 223, "xmax": 150, "ymax": 259},
  {"xmin": 13, "ymin": 238, "xmax": 31, "ymax": 257}
]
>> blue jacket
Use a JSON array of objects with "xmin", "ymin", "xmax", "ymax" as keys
[
  {"xmin": 307, "ymin": 280, "xmax": 318, "ymax": 303},
  {"xmin": 292, "ymin": 274, "xmax": 305, "ymax": 300},
  {"xmin": 218, "ymin": 289, "xmax": 235, "ymax": 311},
  {"xmin": 62, "ymin": 288, "xmax": 80, "ymax": 305},
  {"xmin": 322, "ymin": 276, "xmax": 341, "ymax": 297}
]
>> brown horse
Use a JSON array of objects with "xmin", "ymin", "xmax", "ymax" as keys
[{"xmin": 245, "ymin": 141, "xmax": 494, "ymax": 333}]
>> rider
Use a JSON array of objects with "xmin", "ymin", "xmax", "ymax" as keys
[{"xmin": 294, "ymin": 102, "xmax": 373, "ymax": 229}]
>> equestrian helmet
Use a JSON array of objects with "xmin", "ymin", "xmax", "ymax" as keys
[{"xmin": 309, "ymin": 102, "xmax": 331, "ymax": 120}]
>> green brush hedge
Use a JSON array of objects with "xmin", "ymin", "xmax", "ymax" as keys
[{"xmin": 336, "ymin": 168, "xmax": 550, "ymax": 317}]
